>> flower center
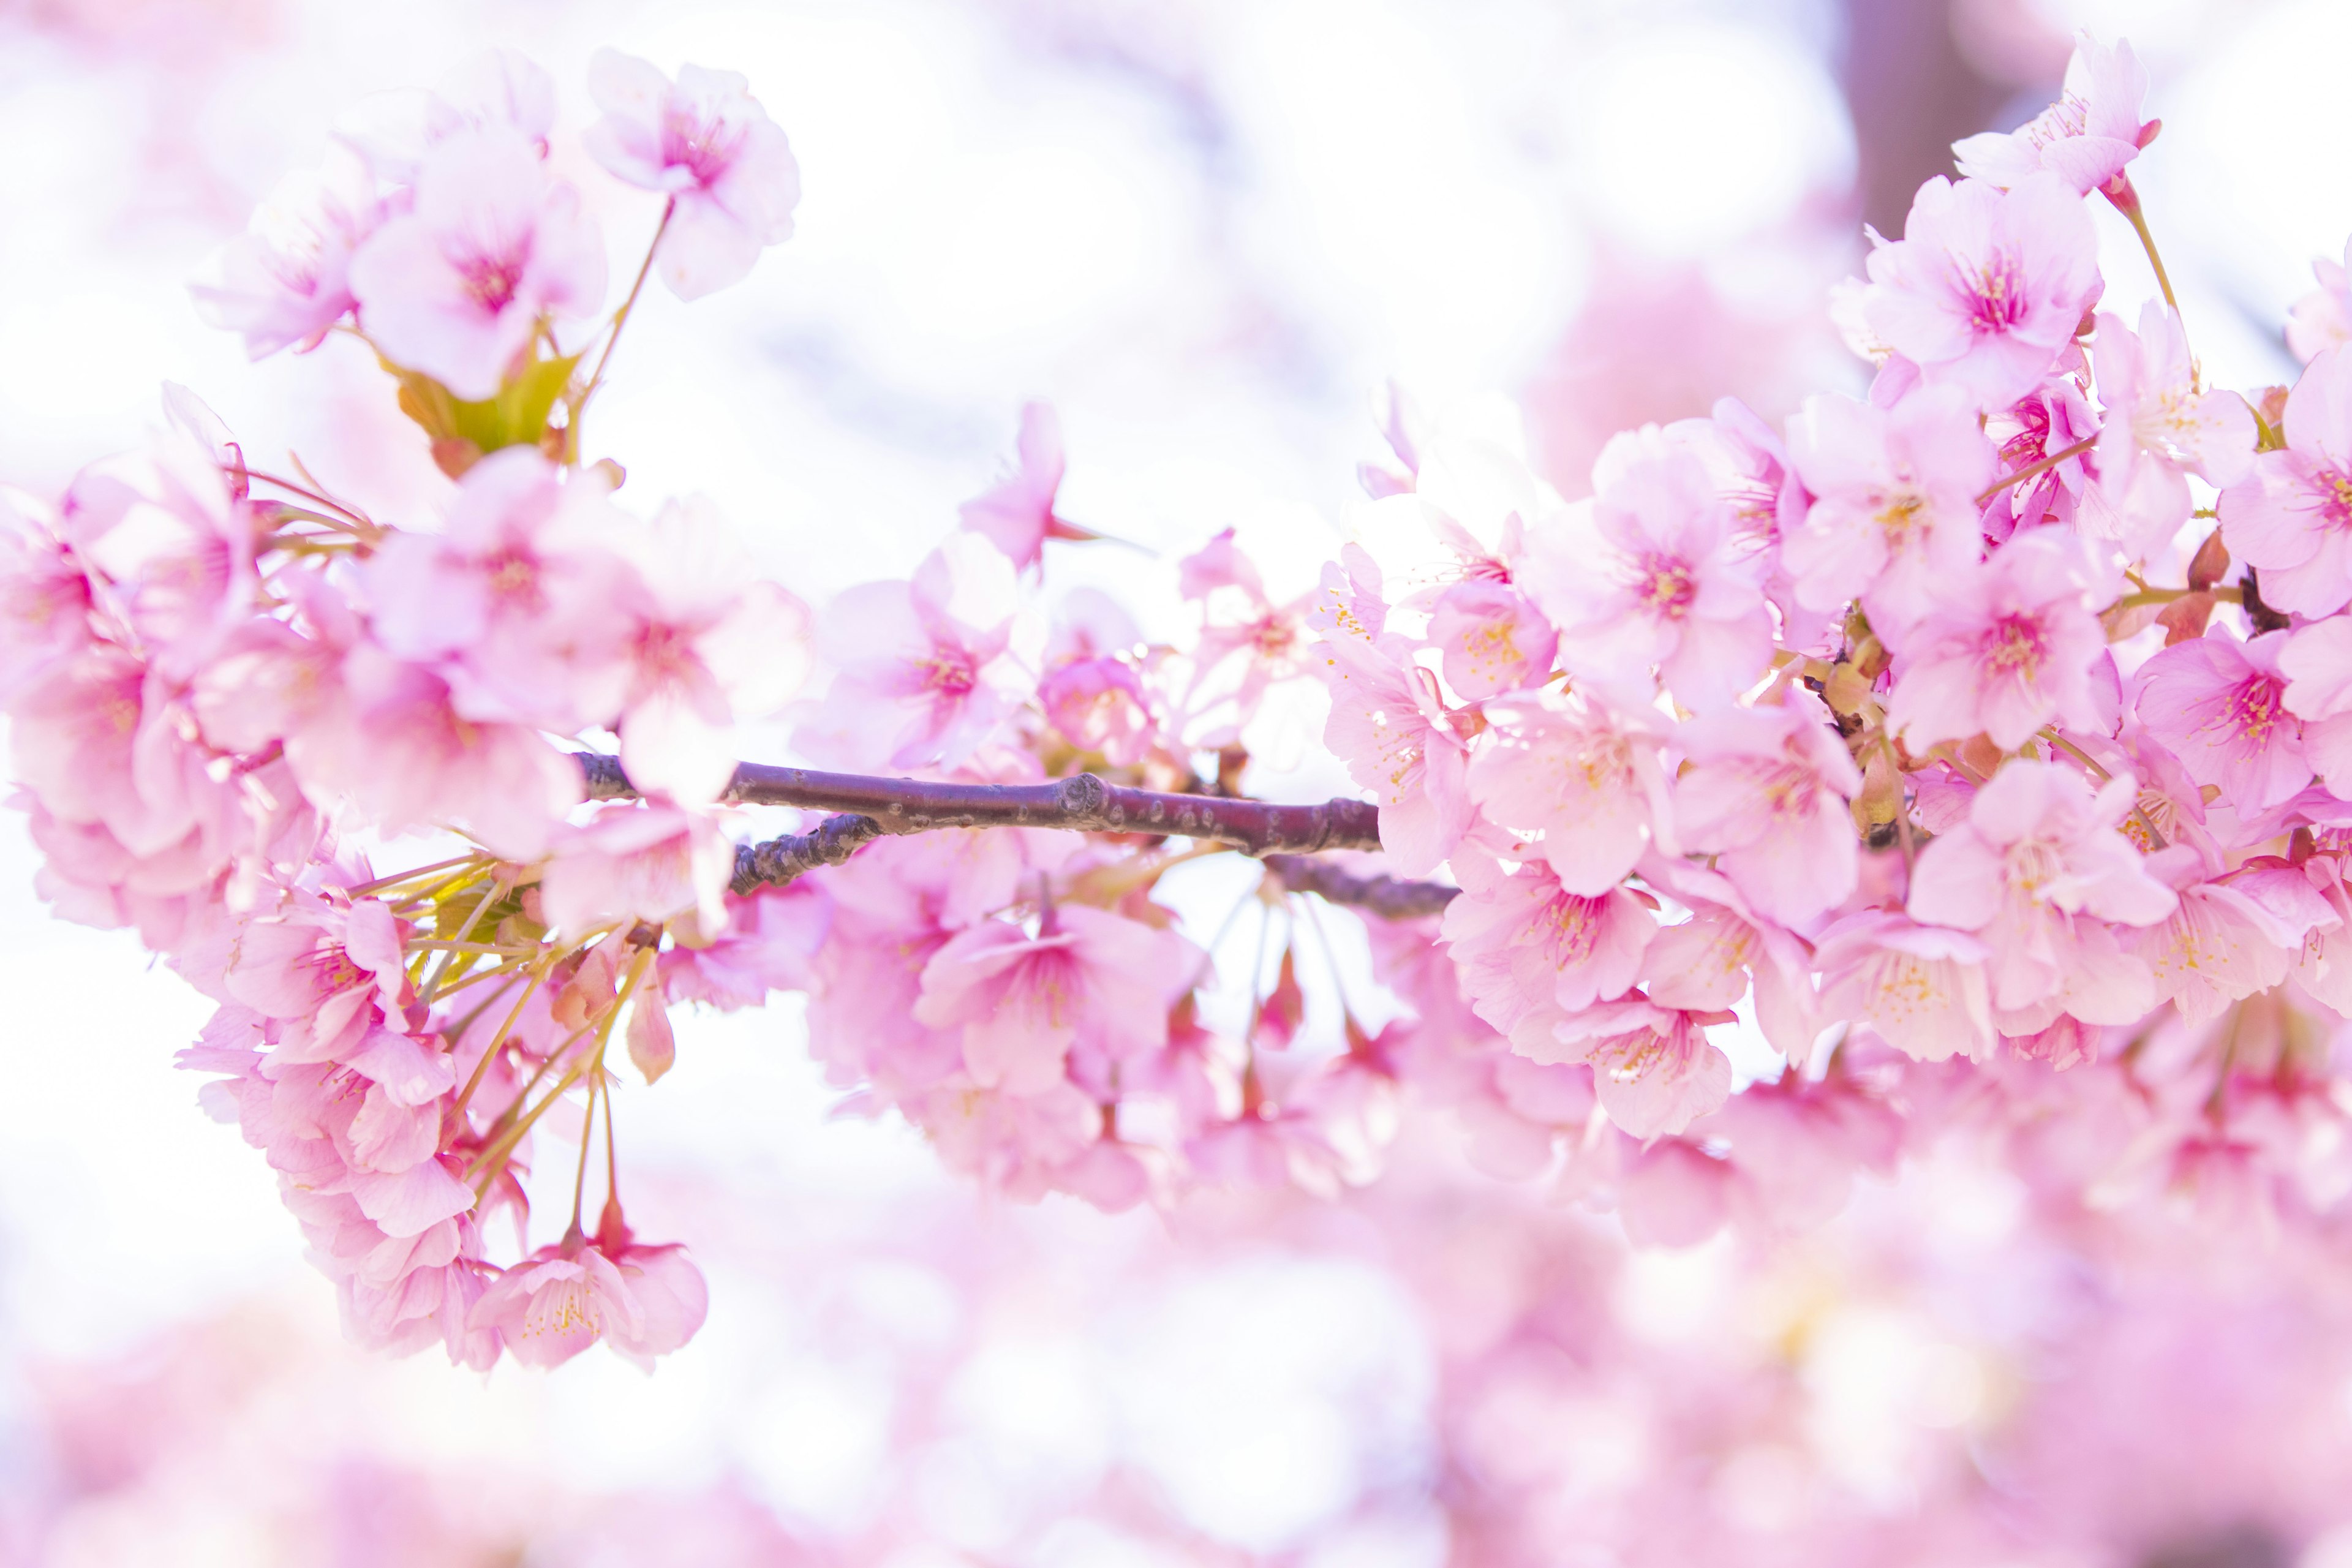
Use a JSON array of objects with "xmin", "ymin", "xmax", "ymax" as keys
[
  {"xmin": 1635, "ymin": 554, "xmax": 1696, "ymax": 619},
  {"xmin": 1959, "ymin": 253, "xmax": 2030, "ymax": 334},
  {"xmin": 1983, "ymin": 612, "xmax": 2046, "ymax": 677},
  {"xmin": 2228, "ymin": 673, "xmax": 2288, "ymax": 745}
]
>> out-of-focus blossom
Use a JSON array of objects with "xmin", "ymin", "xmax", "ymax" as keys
[
  {"xmin": 959, "ymin": 402, "xmax": 1085, "ymax": 571},
  {"xmin": 912, "ymin": 905, "xmax": 1190, "ymax": 1095},
  {"xmin": 803, "ymin": 533, "xmax": 1040, "ymax": 772},
  {"xmin": 2288, "ymin": 239, "xmax": 2352, "ymax": 364},
  {"xmin": 584, "ymin": 50, "xmax": 801, "ymax": 300},
  {"xmin": 538, "ymin": 801, "xmax": 734, "ymax": 937},
  {"xmin": 191, "ymin": 146, "xmax": 385, "ymax": 358}
]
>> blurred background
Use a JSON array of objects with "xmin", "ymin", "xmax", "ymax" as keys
[{"xmin": 7, "ymin": 0, "xmax": 2352, "ymax": 1563}]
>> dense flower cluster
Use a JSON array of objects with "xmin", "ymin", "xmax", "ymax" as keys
[{"xmin": 11, "ymin": 32, "xmax": 2352, "ymax": 1376}]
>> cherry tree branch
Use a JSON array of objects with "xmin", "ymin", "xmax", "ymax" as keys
[
  {"xmin": 573, "ymin": 755, "xmax": 1458, "ymax": 914},
  {"xmin": 578, "ymin": 753, "xmax": 1384, "ymax": 854},
  {"xmin": 1261, "ymin": 854, "xmax": 1460, "ymax": 919}
]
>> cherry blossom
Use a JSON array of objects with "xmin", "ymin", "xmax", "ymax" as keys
[
  {"xmin": 1441, "ymin": 851, "xmax": 1656, "ymax": 1055},
  {"xmin": 959, "ymin": 402, "xmax": 1081, "ymax": 572},
  {"xmin": 1860, "ymin": 173, "xmax": 2101, "ymax": 407},
  {"xmin": 2133, "ymin": 630, "xmax": 2310, "ymax": 811},
  {"xmin": 912, "ymin": 905, "xmax": 1191, "ymax": 1095},
  {"xmin": 584, "ymin": 50, "xmax": 801, "ymax": 301},
  {"xmin": 1548, "ymin": 999, "xmax": 1735, "ymax": 1139},
  {"xmin": 348, "ymin": 126, "xmax": 607, "ymax": 399},
  {"xmin": 1951, "ymin": 34, "xmax": 2153, "ymax": 195},
  {"xmin": 1885, "ymin": 532, "xmax": 2107, "ymax": 749},
  {"xmin": 2290, "ymin": 238, "xmax": 2352, "ymax": 364},
  {"xmin": 1907, "ymin": 760, "xmax": 2176, "ymax": 1022},
  {"xmin": 802, "ymin": 533, "xmax": 1040, "ymax": 772},
  {"xmin": 1782, "ymin": 384, "xmax": 1995, "ymax": 644},
  {"xmin": 2092, "ymin": 302, "xmax": 2255, "ymax": 557},
  {"xmin": 2221, "ymin": 345, "xmax": 2352, "ymax": 616},
  {"xmin": 190, "ymin": 145, "xmax": 385, "ymax": 359},
  {"xmin": 1318, "ymin": 634, "xmax": 1472, "ymax": 876},
  {"xmin": 1814, "ymin": 910, "xmax": 1995, "ymax": 1062},
  {"xmin": 1672, "ymin": 693, "xmax": 1862, "ymax": 927},
  {"xmin": 1466, "ymin": 688, "xmax": 1675, "ymax": 894},
  {"xmin": 1516, "ymin": 437, "xmax": 1771, "ymax": 709}
]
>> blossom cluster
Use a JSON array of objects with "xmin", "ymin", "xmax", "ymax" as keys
[
  {"xmin": 2, "ymin": 48, "xmax": 809, "ymax": 1372},
  {"xmin": 1312, "ymin": 34, "xmax": 2352, "ymax": 1242},
  {"xmin": 11, "ymin": 31, "xmax": 2352, "ymax": 1377}
]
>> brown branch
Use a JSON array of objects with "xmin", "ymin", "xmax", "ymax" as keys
[
  {"xmin": 1261, "ymin": 854, "xmax": 1459, "ymax": 919},
  {"xmin": 730, "ymin": 813, "xmax": 884, "ymax": 895},
  {"xmin": 576, "ymin": 753, "xmax": 1382, "ymax": 855}
]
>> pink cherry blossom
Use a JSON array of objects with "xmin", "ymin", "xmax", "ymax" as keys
[
  {"xmin": 361, "ymin": 450, "xmax": 630, "ymax": 729},
  {"xmin": 1038, "ymin": 656, "xmax": 1155, "ymax": 767},
  {"xmin": 306, "ymin": 638, "xmax": 587, "ymax": 859},
  {"xmin": 1515, "ymin": 440, "xmax": 1771, "ymax": 709},
  {"xmin": 2280, "ymin": 617, "xmax": 2352, "ymax": 796},
  {"xmin": 2133, "ymin": 854, "xmax": 2336, "ymax": 1028},
  {"xmin": 2092, "ymin": 303, "xmax": 2256, "ymax": 558},
  {"xmin": 803, "ymin": 533, "xmax": 1041, "ymax": 772},
  {"xmin": 601, "ymin": 497, "xmax": 807, "ymax": 807},
  {"xmin": 1860, "ymin": 173, "xmax": 2101, "ymax": 407},
  {"xmin": 659, "ymin": 881, "xmax": 831, "ymax": 1010},
  {"xmin": 1317, "ymin": 632, "xmax": 1472, "ymax": 876},
  {"xmin": 1782, "ymin": 385, "xmax": 1995, "ymax": 646},
  {"xmin": 1952, "ymin": 34, "xmax": 2153, "ymax": 194},
  {"xmin": 959, "ymin": 402, "xmax": 1084, "ymax": 572},
  {"xmin": 584, "ymin": 50, "xmax": 800, "ymax": 301},
  {"xmin": 1425, "ymin": 579, "xmax": 1556, "ymax": 699},
  {"xmin": 9, "ymin": 647, "xmax": 214, "ymax": 861},
  {"xmin": 1907, "ymin": 760, "xmax": 2175, "ymax": 1020},
  {"xmin": 1886, "ymin": 532, "xmax": 2106, "ymax": 749},
  {"xmin": 0, "ymin": 490, "xmax": 92, "ymax": 701},
  {"xmin": 538, "ymin": 802, "xmax": 734, "ymax": 938},
  {"xmin": 1441, "ymin": 851, "xmax": 1655, "ymax": 1056},
  {"xmin": 1183, "ymin": 529, "xmax": 1319, "ymax": 745},
  {"xmin": 334, "ymin": 48, "xmax": 559, "ymax": 183},
  {"xmin": 2133, "ymin": 630, "xmax": 2311, "ymax": 811},
  {"xmin": 1466, "ymin": 688, "xmax": 1675, "ymax": 894},
  {"xmin": 1672, "ymin": 693, "xmax": 1862, "ymax": 926},
  {"xmin": 2288, "ymin": 239, "xmax": 2352, "ymax": 364},
  {"xmin": 225, "ymin": 892, "xmax": 408, "ymax": 1064},
  {"xmin": 1629, "ymin": 875, "xmax": 1818, "ymax": 1055},
  {"xmin": 1548, "ymin": 998, "xmax": 1735, "ymax": 1139},
  {"xmin": 348, "ymin": 127, "xmax": 607, "ymax": 400},
  {"xmin": 912, "ymin": 905, "xmax": 1191, "ymax": 1095},
  {"xmin": 468, "ymin": 1233, "xmax": 684, "ymax": 1370},
  {"xmin": 2220, "ymin": 346, "xmax": 2352, "ymax": 616},
  {"xmin": 63, "ymin": 430, "xmax": 257, "ymax": 679},
  {"xmin": 1985, "ymin": 376, "xmax": 2100, "ymax": 538},
  {"xmin": 1815, "ymin": 910, "xmax": 1995, "ymax": 1062},
  {"xmin": 190, "ymin": 145, "xmax": 386, "ymax": 359}
]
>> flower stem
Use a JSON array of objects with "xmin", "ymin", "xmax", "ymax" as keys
[
  {"xmin": 571, "ymin": 196, "xmax": 676, "ymax": 457},
  {"xmin": 1975, "ymin": 434, "xmax": 2100, "ymax": 505}
]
